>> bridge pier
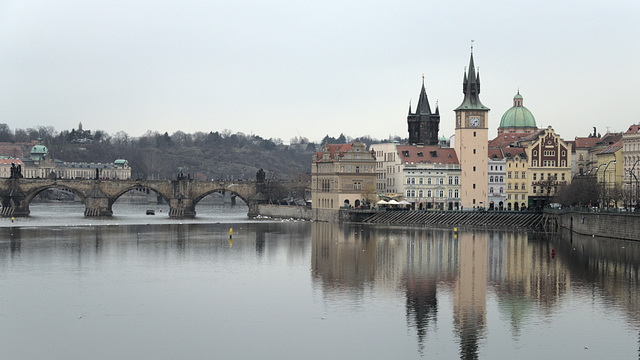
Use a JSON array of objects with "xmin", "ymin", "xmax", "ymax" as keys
[
  {"xmin": 1, "ymin": 185, "xmax": 30, "ymax": 217},
  {"xmin": 168, "ymin": 197, "xmax": 196, "ymax": 219},
  {"xmin": 84, "ymin": 187, "xmax": 113, "ymax": 217}
]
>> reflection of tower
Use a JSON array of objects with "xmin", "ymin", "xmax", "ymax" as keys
[
  {"xmin": 404, "ymin": 228, "xmax": 459, "ymax": 352},
  {"xmin": 453, "ymin": 231, "xmax": 487, "ymax": 359}
]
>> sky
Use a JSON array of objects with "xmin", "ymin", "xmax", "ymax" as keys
[{"xmin": 1, "ymin": 0, "xmax": 638, "ymax": 144}]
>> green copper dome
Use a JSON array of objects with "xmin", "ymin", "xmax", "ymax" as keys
[
  {"xmin": 30, "ymin": 138, "xmax": 48, "ymax": 160},
  {"xmin": 499, "ymin": 92, "xmax": 536, "ymax": 130}
]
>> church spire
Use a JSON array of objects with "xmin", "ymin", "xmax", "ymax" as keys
[
  {"xmin": 416, "ymin": 78, "xmax": 432, "ymax": 115},
  {"xmin": 455, "ymin": 49, "xmax": 489, "ymax": 111}
]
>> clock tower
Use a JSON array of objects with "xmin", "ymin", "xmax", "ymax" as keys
[{"xmin": 454, "ymin": 49, "xmax": 489, "ymax": 209}]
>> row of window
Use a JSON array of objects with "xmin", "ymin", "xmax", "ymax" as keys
[
  {"xmin": 406, "ymin": 189, "xmax": 459, "ymax": 199},
  {"xmin": 405, "ymin": 176, "xmax": 460, "ymax": 185}
]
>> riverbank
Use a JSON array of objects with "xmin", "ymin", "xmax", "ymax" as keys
[{"xmin": 546, "ymin": 209, "xmax": 640, "ymax": 241}]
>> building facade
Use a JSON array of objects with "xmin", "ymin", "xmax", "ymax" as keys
[
  {"xmin": 370, "ymin": 142, "xmax": 403, "ymax": 196},
  {"xmin": 311, "ymin": 142, "xmax": 377, "ymax": 213},
  {"xmin": 623, "ymin": 124, "xmax": 640, "ymax": 207},
  {"xmin": 525, "ymin": 127, "xmax": 572, "ymax": 209},
  {"xmin": 397, "ymin": 145, "xmax": 461, "ymax": 210}
]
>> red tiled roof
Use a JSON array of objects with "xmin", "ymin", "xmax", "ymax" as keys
[
  {"xmin": 396, "ymin": 145, "xmax": 458, "ymax": 164},
  {"xmin": 488, "ymin": 133, "xmax": 530, "ymax": 148},
  {"xmin": 488, "ymin": 148, "xmax": 504, "ymax": 160},
  {"xmin": 501, "ymin": 146, "xmax": 527, "ymax": 159},
  {"xmin": 597, "ymin": 140, "xmax": 623, "ymax": 155},
  {"xmin": 315, "ymin": 143, "xmax": 353, "ymax": 162},
  {"xmin": 626, "ymin": 125, "xmax": 640, "ymax": 134},
  {"xmin": 0, "ymin": 159, "xmax": 24, "ymax": 165},
  {"xmin": 574, "ymin": 137, "xmax": 600, "ymax": 149}
]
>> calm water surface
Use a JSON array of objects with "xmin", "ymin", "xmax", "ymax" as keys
[{"xmin": 1, "ymin": 203, "xmax": 639, "ymax": 359}]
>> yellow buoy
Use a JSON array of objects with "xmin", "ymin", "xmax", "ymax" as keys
[{"xmin": 229, "ymin": 228, "xmax": 233, "ymax": 236}]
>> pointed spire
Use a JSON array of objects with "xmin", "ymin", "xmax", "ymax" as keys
[
  {"xmin": 416, "ymin": 76, "xmax": 432, "ymax": 115},
  {"xmin": 456, "ymin": 48, "xmax": 489, "ymax": 111},
  {"xmin": 435, "ymin": 100, "xmax": 439, "ymax": 115},
  {"xmin": 408, "ymin": 100, "xmax": 412, "ymax": 115}
]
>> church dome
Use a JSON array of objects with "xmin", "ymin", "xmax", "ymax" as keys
[
  {"xmin": 30, "ymin": 138, "xmax": 48, "ymax": 160},
  {"xmin": 499, "ymin": 92, "xmax": 536, "ymax": 131}
]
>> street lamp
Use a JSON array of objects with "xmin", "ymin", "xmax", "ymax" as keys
[
  {"xmin": 601, "ymin": 160, "xmax": 616, "ymax": 208},
  {"xmin": 629, "ymin": 159, "xmax": 640, "ymax": 210}
]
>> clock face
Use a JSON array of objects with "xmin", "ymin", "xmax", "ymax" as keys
[{"xmin": 470, "ymin": 117, "xmax": 480, "ymax": 127}]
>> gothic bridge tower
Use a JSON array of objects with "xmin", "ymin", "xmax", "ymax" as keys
[{"xmin": 407, "ymin": 76, "xmax": 440, "ymax": 145}]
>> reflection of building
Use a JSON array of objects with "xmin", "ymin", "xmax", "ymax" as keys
[
  {"xmin": 20, "ymin": 138, "xmax": 131, "ymax": 179},
  {"xmin": 453, "ymin": 231, "xmax": 487, "ymax": 358},
  {"xmin": 311, "ymin": 142, "xmax": 376, "ymax": 220}
]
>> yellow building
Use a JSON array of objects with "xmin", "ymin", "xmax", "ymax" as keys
[
  {"xmin": 504, "ymin": 149, "xmax": 529, "ymax": 211},
  {"xmin": 525, "ymin": 126, "xmax": 572, "ymax": 209},
  {"xmin": 595, "ymin": 140, "xmax": 623, "ymax": 208}
]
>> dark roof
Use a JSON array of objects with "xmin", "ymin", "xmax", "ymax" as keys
[{"xmin": 396, "ymin": 145, "xmax": 458, "ymax": 164}]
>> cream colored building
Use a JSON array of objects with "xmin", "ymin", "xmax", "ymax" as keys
[
  {"xmin": 596, "ymin": 140, "xmax": 623, "ymax": 208},
  {"xmin": 370, "ymin": 142, "xmax": 403, "ymax": 195},
  {"xmin": 21, "ymin": 139, "xmax": 131, "ymax": 180},
  {"xmin": 311, "ymin": 141, "xmax": 376, "ymax": 220},
  {"xmin": 454, "ymin": 51, "xmax": 489, "ymax": 209}
]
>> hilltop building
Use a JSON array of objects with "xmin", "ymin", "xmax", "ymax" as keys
[{"xmin": 10, "ymin": 138, "xmax": 132, "ymax": 180}]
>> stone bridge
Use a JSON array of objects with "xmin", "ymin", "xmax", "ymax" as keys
[{"xmin": 0, "ymin": 178, "xmax": 267, "ymax": 218}]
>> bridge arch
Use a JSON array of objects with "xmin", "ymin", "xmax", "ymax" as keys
[
  {"xmin": 23, "ymin": 185, "xmax": 87, "ymax": 207},
  {"xmin": 192, "ymin": 188, "xmax": 249, "ymax": 208},
  {"xmin": 110, "ymin": 184, "xmax": 171, "ymax": 206}
]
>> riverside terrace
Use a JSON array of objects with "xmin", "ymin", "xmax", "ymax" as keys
[{"xmin": 0, "ymin": 178, "xmax": 267, "ymax": 218}]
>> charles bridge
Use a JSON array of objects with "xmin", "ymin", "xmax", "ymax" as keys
[{"xmin": 0, "ymin": 178, "xmax": 267, "ymax": 218}]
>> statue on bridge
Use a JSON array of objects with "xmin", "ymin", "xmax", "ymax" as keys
[
  {"xmin": 256, "ymin": 168, "xmax": 266, "ymax": 192},
  {"xmin": 10, "ymin": 163, "xmax": 23, "ymax": 179}
]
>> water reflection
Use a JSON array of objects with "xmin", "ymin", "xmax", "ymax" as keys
[
  {"xmin": 1, "ymin": 221, "xmax": 639, "ymax": 359},
  {"xmin": 311, "ymin": 223, "xmax": 640, "ymax": 359}
]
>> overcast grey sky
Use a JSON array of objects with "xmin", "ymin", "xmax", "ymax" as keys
[{"xmin": 1, "ymin": 0, "xmax": 638, "ymax": 143}]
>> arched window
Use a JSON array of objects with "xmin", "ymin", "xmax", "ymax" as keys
[
  {"xmin": 454, "ymin": 176, "xmax": 459, "ymax": 185},
  {"xmin": 449, "ymin": 189, "xmax": 453, "ymax": 198},
  {"xmin": 427, "ymin": 190, "xmax": 432, "ymax": 197},
  {"xmin": 428, "ymin": 178, "xmax": 432, "ymax": 185},
  {"xmin": 419, "ymin": 177, "xmax": 423, "ymax": 184},
  {"xmin": 454, "ymin": 190, "xmax": 459, "ymax": 198},
  {"xmin": 418, "ymin": 190, "xmax": 424, "ymax": 198},
  {"xmin": 439, "ymin": 178, "xmax": 444, "ymax": 185}
]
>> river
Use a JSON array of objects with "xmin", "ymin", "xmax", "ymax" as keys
[{"xmin": 1, "ymin": 202, "xmax": 638, "ymax": 359}]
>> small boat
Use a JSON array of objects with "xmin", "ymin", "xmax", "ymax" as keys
[{"xmin": 146, "ymin": 209, "xmax": 155, "ymax": 215}]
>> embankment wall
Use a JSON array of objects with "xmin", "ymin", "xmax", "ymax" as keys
[
  {"xmin": 552, "ymin": 211, "xmax": 640, "ymax": 241},
  {"xmin": 256, "ymin": 204, "xmax": 313, "ymax": 220}
]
